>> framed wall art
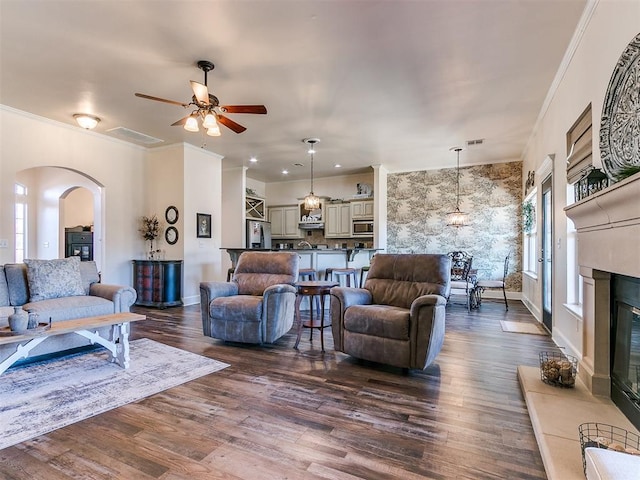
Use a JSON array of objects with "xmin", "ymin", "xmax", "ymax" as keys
[
  {"xmin": 196, "ymin": 213, "xmax": 211, "ymax": 238},
  {"xmin": 165, "ymin": 205, "xmax": 179, "ymax": 225},
  {"xmin": 165, "ymin": 226, "xmax": 179, "ymax": 245}
]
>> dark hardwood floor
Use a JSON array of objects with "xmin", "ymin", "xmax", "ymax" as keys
[{"xmin": 0, "ymin": 299, "xmax": 556, "ymax": 479}]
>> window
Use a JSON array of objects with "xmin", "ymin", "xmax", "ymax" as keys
[
  {"xmin": 522, "ymin": 190, "xmax": 537, "ymax": 276},
  {"xmin": 565, "ymin": 185, "xmax": 583, "ymax": 314},
  {"xmin": 15, "ymin": 183, "xmax": 27, "ymax": 263}
]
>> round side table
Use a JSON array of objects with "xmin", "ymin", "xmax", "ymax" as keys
[{"xmin": 294, "ymin": 280, "xmax": 339, "ymax": 352}]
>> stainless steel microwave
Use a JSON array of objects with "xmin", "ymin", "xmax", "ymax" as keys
[{"xmin": 352, "ymin": 219, "xmax": 374, "ymax": 236}]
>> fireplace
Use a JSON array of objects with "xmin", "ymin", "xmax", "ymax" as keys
[
  {"xmin": 611, "ymin": 274, "xmax": 640, "ymax": 429},
  {"xmin": 565, "ymin": 172, "xmax": 640, "ymax": 429}
]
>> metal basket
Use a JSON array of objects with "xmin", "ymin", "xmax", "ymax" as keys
[
  {"xmin": 578, "ymin": 423, "xmax": 640, "ymax": 477},
  {"xmin": 539, "ymin": 351, "xmax": 577, "ymax": 387}
]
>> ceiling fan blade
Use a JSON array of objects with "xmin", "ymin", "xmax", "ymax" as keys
[
  {"xmin": 190, "ymin": 81, "xmax": 210, "ymax": 105},
  {"xmin": 217, "ymin": 115, "xmax": 247, "ymax": 133},
  {"xmin": 221, "ymin": 105, "xmax": 267, "ymax": 114},
  {"xmin": 171, "ymin": 115, "xmax": 191, "ymax": 126},
  {"xmin": 135, "ymin": 93, "xmax": 188, "ymax": 107}
]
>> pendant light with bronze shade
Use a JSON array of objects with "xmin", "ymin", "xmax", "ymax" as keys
[
  {"xmin": 446, "ymin": 147, "xmax": 469, "ymax": 227},
  {"xmin": 302, "ymin": 138, "xmax": 321, "ymax": 210}
]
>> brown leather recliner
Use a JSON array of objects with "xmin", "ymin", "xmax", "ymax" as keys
[
  {"xmin": 330, "ymin": 253, "xmax": 451, "ymax": 369},
  {"xmin": 200, "ymin": 251, "xmax": 299, "ymax": 344}
]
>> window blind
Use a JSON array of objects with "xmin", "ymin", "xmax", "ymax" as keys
[{"xmin": 566, "ymin": 104, "xmax": 593, "ymax": 183}]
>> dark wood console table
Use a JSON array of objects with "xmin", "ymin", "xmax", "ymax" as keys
[{"xmin": 132, "ymin": 260, "xmax": 183, "ymax": 308}]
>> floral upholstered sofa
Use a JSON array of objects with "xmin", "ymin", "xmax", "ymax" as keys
[{"xmin": 0, "ymin": 257, "xmax": 136, "ymax": 359}]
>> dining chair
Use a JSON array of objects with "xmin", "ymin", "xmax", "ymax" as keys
[
  {"xmin": 447, "ymin": 251, "xmax": 474, "ymax": 311},
  {"xmin": 477, "ymin": 253, "xmax": 510, "ymax": 311}
]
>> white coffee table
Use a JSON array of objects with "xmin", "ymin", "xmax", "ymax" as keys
[{"xmin": 0, "ymin": 312, "xmax": 146, "ymax": 375}]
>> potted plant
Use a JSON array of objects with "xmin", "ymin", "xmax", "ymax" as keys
[{"xmin": 139, "ymin": 214, "xmax": 163, "ymax": 260}]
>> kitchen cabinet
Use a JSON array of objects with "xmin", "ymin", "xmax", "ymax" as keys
[
  {"xmin": 245, "ymin": 195, "xmax": 266, "ymax": 220},
  {"xmin": 325, "ymin": 203, "xmax": 351, "ymax": 238},
  {"xmin": 351, "ymin": 200, "xmax": 374, "ymax": 219},
  {"xmin": 132, "ymin": 260, "xmax": 183, "ymax": 308},
  {"xmin": 268, "ymin": 205, "xmax": 302, "ymax": 238},
  {"xmin": 65, "ymin": 231, "xmax": 93, "ymax": 261}
]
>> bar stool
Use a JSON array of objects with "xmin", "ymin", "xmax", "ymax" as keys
[
  {"xmin": 325, "ymin": 267, "xmax": 359, "ymax": 288},
  {"xmin": 359, "ymin": 265, "xmax": 370, "ymax": 287},
  {"xmin": 298, "ymin": 268, "xmax": 321, "ymax": 314}
]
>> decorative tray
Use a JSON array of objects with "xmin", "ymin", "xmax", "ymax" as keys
[{"xmin": 0, "ymin": 322, "xmax": 52, "ymax": 337}]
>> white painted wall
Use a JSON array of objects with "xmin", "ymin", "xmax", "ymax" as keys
[
  {"xmin": 1, "ymin": 107, "xmax": 146, "ymax": 285},
  {"xmin": 146, "ymin": 144, "xmax": 186, "ymax": 262},
  {"xmin": 145, "ymin": 144, "xmax": 224, "ymax": 305},
  {"xmin": 17, "ymin": 167, "xmax": 103, "ymax": 263},
  {"xmin": 520, "ymin": 1, "xmax": 640, "ymax": 357},
  {"xmin": 221, "ymin": 167, "xmax": 247, "ymax": 274},
  {"xmin": 265, "ymin": 171, "xmax": 375, "ymax": 205},
  {"xmin": 246, "ymin": 177, "xmax": 266, "ymax": 198},
  {"xmin": 183, "ymin": 144, "xmax": 223, "ymax": 304},
  {"xmin": 0, "ymin": 107, "xmax": 226, "ymax": 299},
  {"xmin": 63, "ymin": 188, "xmax": 94, "ymax": 228}
]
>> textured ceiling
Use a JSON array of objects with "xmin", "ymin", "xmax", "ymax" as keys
[{"xmin": 0, "ymin": 0, "xmax": 586, "ymax": 182}]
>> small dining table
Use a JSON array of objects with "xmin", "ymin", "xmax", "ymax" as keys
[{"xmin": 293, "ymin": 280, "xmax": 339, "ymax": 352}]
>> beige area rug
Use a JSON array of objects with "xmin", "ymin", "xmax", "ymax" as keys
[
  {"xmin": 500, "ymin": 320, "xmax": 548, "ymax": 335},
  {"xmin": 0, "ymin": 338, "xmax": 229, "ymax": 450}
]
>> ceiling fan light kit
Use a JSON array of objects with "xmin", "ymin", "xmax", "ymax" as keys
[
  {"xmin": 184, "ymin": 116, "xmax": 199, "ymax": 132},
  {"xmin": 135, "ymin": 60, "xmax": 267, "ymax": 137},
  {"xmin": 446, "ymin": 146, "xmax": 469, "ymax": 228},
  {"xmin": 202, "ymin": 113, "xmax": 217, "ymax": 129},
  {"xmin": 73, "ymin": 114, "xmax": 100, "ymax": 130}
]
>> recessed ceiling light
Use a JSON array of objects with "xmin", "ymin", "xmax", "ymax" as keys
[
  {"xmin": 249, "ymin": 156, "xmax": 258, "ymax": 163},
  {"xmin": 282, "ymin": 169, "xmax": 289, "ymax": 175},
  {"xmin": 334, "ymin": 164, "xmax": 342, "ymax": 168}
]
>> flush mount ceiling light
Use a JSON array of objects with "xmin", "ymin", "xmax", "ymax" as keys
[
  {"xmin": 73, "ymin": 114, "xmax": 100, "ymax": 130},
  {"xmin": 302, "ymin": 138, "xmax": 321, "ymax": 210},
  {"xmin": 446, "ymin": 147, "xmax": 469, "ymax": 227}
]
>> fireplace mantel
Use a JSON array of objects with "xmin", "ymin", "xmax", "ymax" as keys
[
  {"xmin": 564, "ymin": 172, "xmax": 640, "ymax": 397},
  {"xmin": 565, "ymin": 172, "xmax": 640, "ymax": 230},
  {"xmin": 565, "ymin": 173, "xmax": 640, "ymax": 278}
]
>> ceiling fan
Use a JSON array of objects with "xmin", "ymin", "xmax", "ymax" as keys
[{"xmin": 135, "ymin": 60, "xmax": 267, "ymax": 136}]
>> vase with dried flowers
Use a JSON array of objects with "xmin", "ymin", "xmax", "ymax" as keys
[{"xmin": 139, "ymin": 214, "xmax": 163, "ymax": 260}]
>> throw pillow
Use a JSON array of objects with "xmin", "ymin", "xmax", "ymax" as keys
[
  {"xmin": 24, "ymin": 257, "xmax": 85, "ymax": 302},
  {"xmin": 0, "ymin": 266, "xmax": 9, "ymax": 306}
]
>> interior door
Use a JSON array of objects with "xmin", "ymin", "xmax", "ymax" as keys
[{"xmin": 541, "ymin": 175, "xmax": 553, "ymax": 331}]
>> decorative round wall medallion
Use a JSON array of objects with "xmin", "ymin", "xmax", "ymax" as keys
[
  {"xmin": 600, "ymin": 33, "xmax": 640, "ymax": 181},
  {"xmin": 165, "ymin": 206, "xmax": 179, "ymax": 224},
  {"xmin": 165, "ymin": 226, "xmax": 179, "ymax": 245}
]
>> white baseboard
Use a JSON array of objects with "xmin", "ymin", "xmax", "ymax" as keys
[{"xmin": 182, "ymin": 295, "xmax": 200, "ymax": 306}]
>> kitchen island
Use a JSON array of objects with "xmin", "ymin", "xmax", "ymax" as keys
[{"xmin": 222, "ymin": 247, "xmax": 381, "ymax": 279}]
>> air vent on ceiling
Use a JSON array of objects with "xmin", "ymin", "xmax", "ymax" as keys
[
  {"xmin": 107, "ymin": 127, "xmax": 164, "ymax": 145},
  {"xmin": 466, "ymin": 138, "xmax": 484, "ymax": 146}
]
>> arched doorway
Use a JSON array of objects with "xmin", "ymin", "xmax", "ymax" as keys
[{"xmin": 15, "ymin": 167, "xmax": 104, "ymax": 268}]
